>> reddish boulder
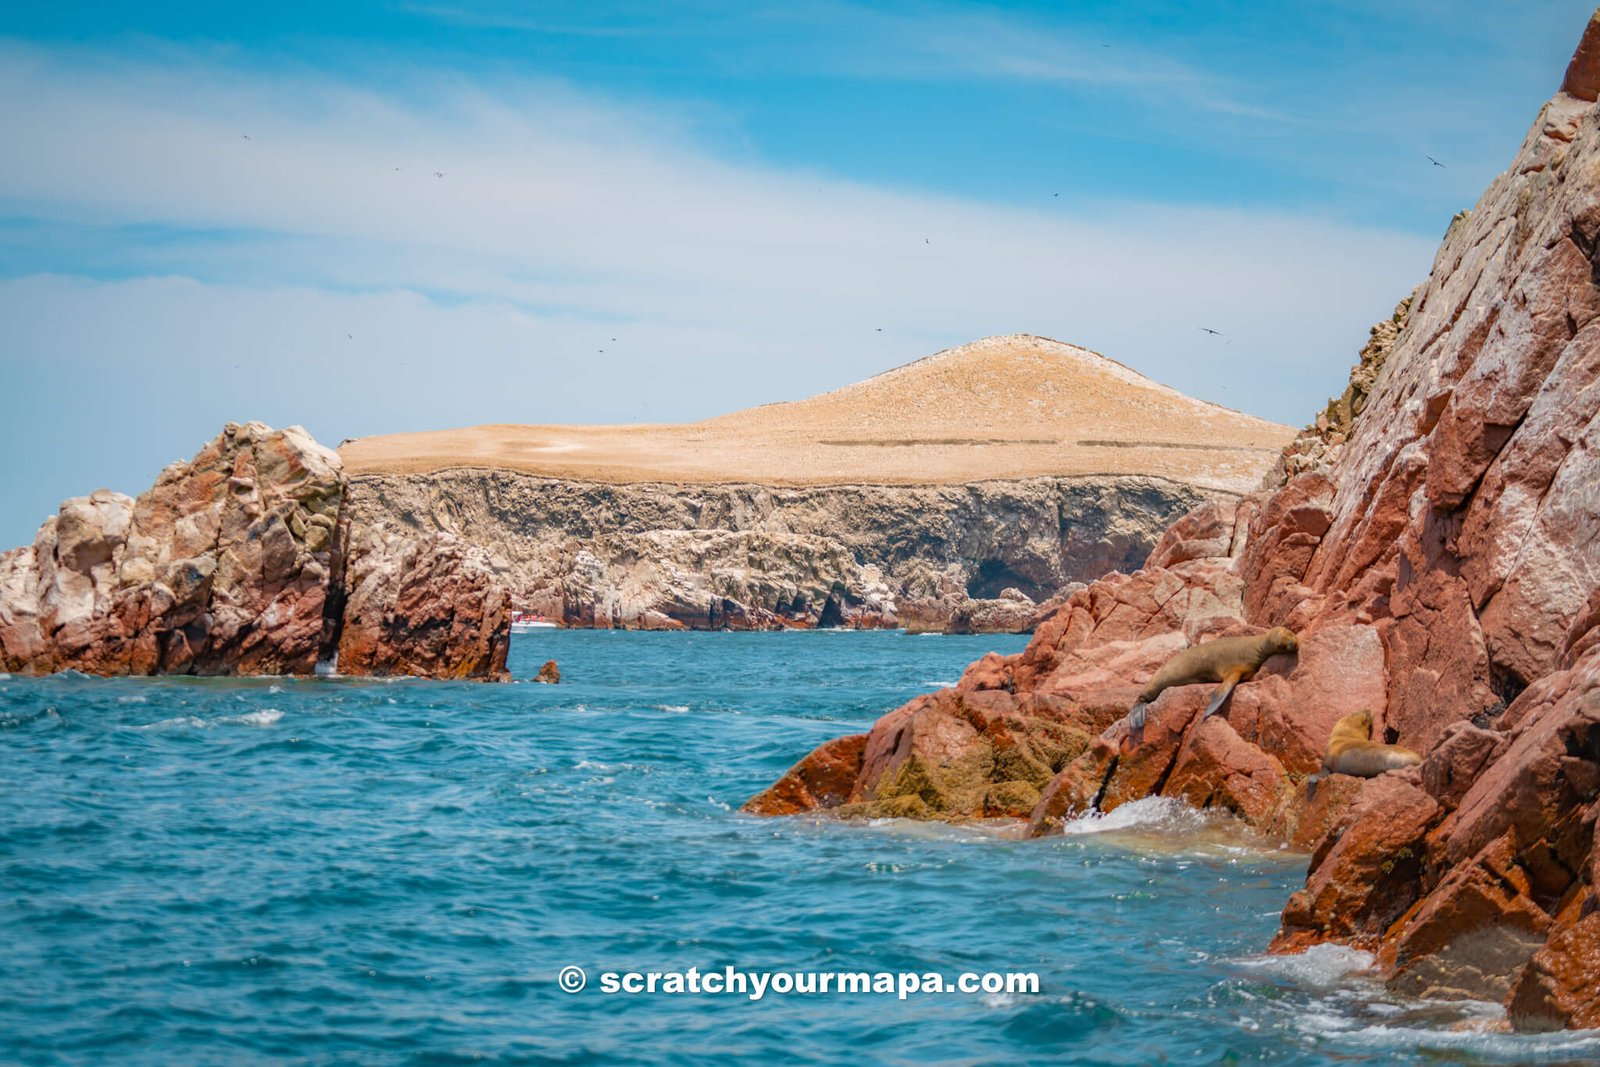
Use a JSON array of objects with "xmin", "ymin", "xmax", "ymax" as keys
[
  {"xmin": 1508, "ymin": 904, "xmax": 1600, "ymax": 1030},
  {"xmin": 0, "ymin": 423, "xmax": 340, "ymax": 676},
  {"xmin": 743, "ymin": 733, "xmax": 870, "ymax": 816},
  {"xmin": 1273, "ymin": 774, "xmax": 1439, "ymax": 953},
  {"xmin": 332, "ymin": 524, "xmax": 512, "ymax": 680}
]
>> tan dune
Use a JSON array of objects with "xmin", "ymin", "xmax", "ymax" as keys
[{"xmin": 341, "ymin": 334, "xmax": 1294, "ymax": 493}]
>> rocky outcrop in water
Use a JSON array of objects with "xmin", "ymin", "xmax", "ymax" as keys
[
  {"xmin": 748, "ymin": 11, "xmax": 1600, "ymax": 1030},
  {"xmin": 342, "ymin": 471, "xmax": 1206, "ymax": 632},
  {"xmin": 0, "ymin": 423, "xmax": 510, "ymax": 680}
]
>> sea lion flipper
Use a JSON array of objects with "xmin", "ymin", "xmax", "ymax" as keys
[
  {"xmin": 1306, "ymin": 772, "xmax": 1322, "ymax": 803},
  {"xmin": 1201, "ymin": 676, "xmax": 1239, "ymax": 719},
  {"xmin": 1127, "ymin": 701, "xmax": 1148, "ymax": 748}
]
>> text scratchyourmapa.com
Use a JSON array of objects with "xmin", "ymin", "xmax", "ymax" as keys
[{"xmin": 558, "ymin": 966, "xmax": 1040, "ymax": 1001}]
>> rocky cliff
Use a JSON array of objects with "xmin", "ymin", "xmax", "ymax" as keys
[
  {"xmin": 0, "ymin": 422, "xmax": 511, "ymax": 680},
  {"xmin": 746, "ymin": 10, "xmax": 1600, "ymax": 1031},
  {"xmin": 342, "ymin": 470, "xmax": 1203, "ymax": 631},
  {"xmin": 340, "ymin": 335, "xmax": 1293, "ymax": 630}
]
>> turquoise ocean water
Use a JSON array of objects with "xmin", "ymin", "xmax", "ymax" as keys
[{"xmin": 4, "ymin": 631, "xmax": 1600, "ymax": 1065}]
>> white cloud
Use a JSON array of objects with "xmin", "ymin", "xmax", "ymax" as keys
[{"xmin": 0, "ymin": 40, "xmax": 1440, "ymax": 546}]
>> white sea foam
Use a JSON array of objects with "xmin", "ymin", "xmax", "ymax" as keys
[
  {"xmin": 219, "ymin": 708, "xmax": 284, "ymax": 727},
  {"xmin": 860, "ymin": 816, "xmax": 1020, "ymax": 843},
  {"xmin": 1308, "ymin": 1017, "xmax": 1600, "ymax": 1059},
  {"xmin": 1233, "ymin": 943, "xmax": 1377, "ymax": 987},
  {"xmin": 137, "ymin": 715, "xmax": 213, "ymax": 730},
  {"xmin": 653, "ymin": 704, "xmax": 690, "ymax": 713},
  {"xmin": 1059, "ymin": 796, "xmax": 1210, "ymax": 836},
  {"xmin": 136, "ymin": 708, "xmax": 283, "ymax": 730},
  {"xmin": 575, "ymin": 759, "xmax": 647, "ymax": 773},
  {"xmin": 920, "ymin": 679, "xmax": 956, "ymax": 688},
  {"xmin": 1230, "ymin": 944, "xmax": 1600, "ymax": 1060}
]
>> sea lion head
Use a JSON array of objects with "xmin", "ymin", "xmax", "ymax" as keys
[
  {"xmin": 1263, "ymin": 626, "xmax": 1299, "ymax": 656},
  {"xmin": 1326, "ymin": 709, "xmax": 1375, "ymax": 752}
]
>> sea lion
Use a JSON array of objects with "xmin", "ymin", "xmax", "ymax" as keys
[
  {"xmin": 1306, "ymin": 709, "xmax": 1421, "ymax": 800},
  {"xmin": 1125, "ymin": 627, "xmax": 1299, "ymax": 747}
]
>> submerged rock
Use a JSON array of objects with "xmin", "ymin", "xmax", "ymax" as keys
[{"xmin": 746, "ymin": 9, "xmax": 1600, "ymax": 1031}]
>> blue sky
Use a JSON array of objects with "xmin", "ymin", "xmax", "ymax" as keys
[{"xmin": 0, "ymin": 1, "xmax": 1595, "ymax": 547}]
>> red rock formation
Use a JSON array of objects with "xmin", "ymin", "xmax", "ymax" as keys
[
  {"xmin": 747, "ymin": 10, "xmax": 1600, "ymax": 1030},
  {"xmin": 0, "ymin": 422, "xmax": 510, "ymax": 680},
  {"xmin": 330, "ymin": 523, "xmax": 511, "ymax": 680}
]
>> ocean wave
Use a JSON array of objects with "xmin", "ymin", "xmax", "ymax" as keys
[
  {"xmin": 1059, "ymin": 796, "xmax": 1213, "ymax": 837},
  {"xmin": 1233, "ymin": 943, "xmax": 1377, "ymax": 987},
  {"xmin": 135, "ymin": 708, "xmax": 283, "ymax": 730},
  {"xmin": 1306, "ymin": 1015, "xmax": 1600, "ymax": 1060},
  {"xmin": 219, "ymin": 708, "xmax": 284, "ymax": 727},
  {"xmin": 136, "ymin": 715, "xmax": 214, "ymax": 730}
]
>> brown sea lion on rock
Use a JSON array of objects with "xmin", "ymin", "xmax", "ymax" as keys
[
  {"xmin": 1125, "ymin": 627, "xmax": 1299, "ymax": 747},
  {"xmin": 1306, "ymin": 709, "xmax": 1420, "ymax": 801}
]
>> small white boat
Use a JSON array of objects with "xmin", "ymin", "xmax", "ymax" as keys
[{"xmin": 511, "ymin": 611, "xmax": 559, "ymax": 633}]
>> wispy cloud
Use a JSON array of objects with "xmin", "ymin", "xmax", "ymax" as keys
[
  {"xmin": 401, "ymin": 0, "xmax": 1279, "ymax": 117},
  {"xmin": 827, "ymin": 3, "xmax": 1282, "ymax": 119},
  {"xmin": 0, "ymin": 38, "xmax": 1438, "ymax": 546},
  {"xmin": 400, "ymin": 2, "xmax": 660, "ymax": 37}
]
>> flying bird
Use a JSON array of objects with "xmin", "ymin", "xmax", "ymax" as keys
[
  {"xmin": 434, "ymin": 171, "xmax": 445, "ymax": 178},
  {"xmin": 875, "ymin": 328, "xmax": 882, "ymax": 332},
  {"xmin": 1199, "ymin": 327, "xmax": 1226, "ymax": 337},
  {"xmin": 1426, "ymin": 156, "xmax": 1446, "ymax": 168},
  {"xmin": 241, "ymin": 134, "xmax": 250, "ymax": 140},
  {"xmin": 346, "ymin": 334, "xmax": 353, "ymax": 340}
]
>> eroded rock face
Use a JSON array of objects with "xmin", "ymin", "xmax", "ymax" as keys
[
  {"xmin": 341, "ymin": 472, "xmax": 1210, "ymax": 632},
  {"xmin": 0, "ymin": 423, "xmax": 341, "ymax": 675},
  {"xmin": 329, "ymin": 524, "xmax": 512, "ymax": 680},
  {"xmin": 0, "ymin": 423, "xmax": 510, "ymax": 680},
  {"xmin": 745, "ymin": 13, "xmax": 1600, "ymax": 1030}
]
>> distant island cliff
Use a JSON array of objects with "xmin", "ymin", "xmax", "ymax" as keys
[{"xmin": 338, "ymin": 334, "xmax": 1294, "ymax": 632}]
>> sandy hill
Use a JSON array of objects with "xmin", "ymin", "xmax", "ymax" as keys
[{"xmin": 341, "ymin": 335, "xmax": 1294, "ymax": 493}]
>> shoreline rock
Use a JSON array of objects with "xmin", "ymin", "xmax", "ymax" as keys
[
  {"xmin": 746, "ymin": 9, "xmax": 1600, "ymax": 1031},
  {"xmin": 0, "ymin": 422, "xmax": 511, "ymax": 681}
]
